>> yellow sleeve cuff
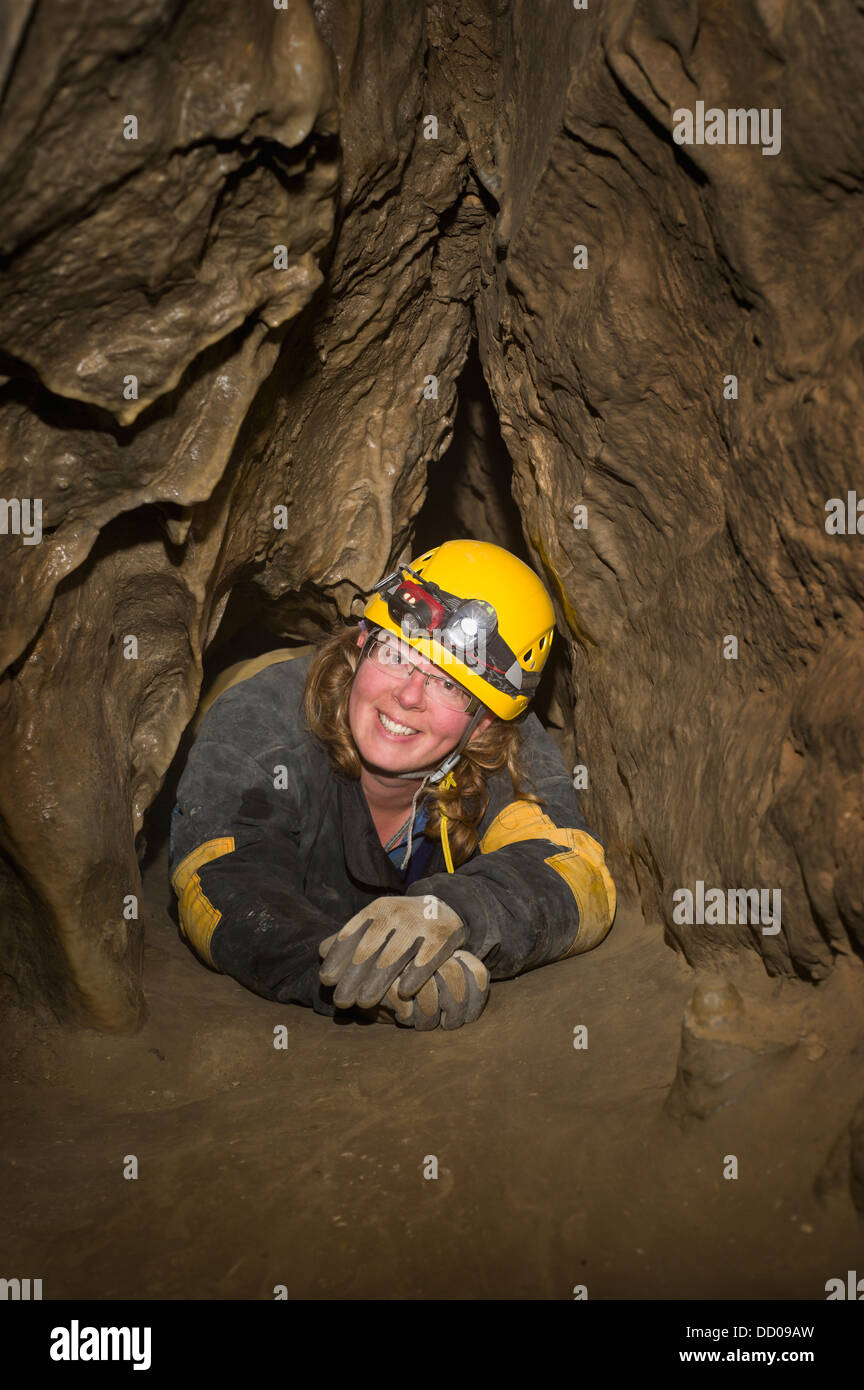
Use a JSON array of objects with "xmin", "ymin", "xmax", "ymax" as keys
[
  {"xmin": 170, "ymin": 837, "xmax": 235, "ymax": 968},
  {"xmin": 480, "ymin": 800, "xmax": 616, "ymax": 956}
]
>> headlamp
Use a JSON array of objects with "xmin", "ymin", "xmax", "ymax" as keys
[
  {"xmin": 386, "ymin": 578, "xmax": 445, "ymax": 634},
  {"xmin": 372, "ymin": 566, "xmax": 540, "ymax": 699}
]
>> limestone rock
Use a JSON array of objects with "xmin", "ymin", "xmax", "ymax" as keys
[
  {"xmin": 814, "ymin": 1091, "xmax": 864, "ymax": 1219},
  {"xmin": 1, "ymin": 0, "xmax": 863, "ymax": 1028},
  {"xmin": 664, "ymin": 976, "xmax": 800, "ymax": 1122},
  {"xmin": 462, "ymin": 0, "xmax": 864, "ymax": 978}
]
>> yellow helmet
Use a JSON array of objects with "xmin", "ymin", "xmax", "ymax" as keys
[{"xmin": 363, "ymin": 539, "xmax": 555, "ymax": 720}]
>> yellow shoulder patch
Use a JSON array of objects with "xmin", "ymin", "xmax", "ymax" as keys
[
  {"xmin": 480, "ymin": 800, "xmax": 568, "ymax": 853},
  {"xmin": 480, "ymin": 800, "xmax": 616, "ymax": 957},
  {"xmin": 170, "ymin": 837, "xmax": 236, "ymax": 968}
]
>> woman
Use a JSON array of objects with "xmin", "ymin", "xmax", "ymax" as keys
[{"xmin": 169, "ymin": 539, "xmax": 616, "ymax": 1030}]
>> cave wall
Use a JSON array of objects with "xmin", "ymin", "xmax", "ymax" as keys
[
  {"xmin": 435, "ymin": 0, "xmax": 864, "ymax": 977},
  {"xmin": 0, "ymin": 0, "xmax": 861, "ymax": 1029}
]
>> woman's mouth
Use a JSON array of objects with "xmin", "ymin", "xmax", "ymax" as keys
[{"xmin": 377, "ymin": 710, "xmax": 420, "ymax": 738}]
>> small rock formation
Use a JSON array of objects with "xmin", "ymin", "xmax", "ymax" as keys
[
  {"xmin": 665, "ymin": 977, "xmax": 800, "ymax": 1123},
  {"xmin": 815, "ymin": 1090, "xmax": 864, "ymax": 1219}
]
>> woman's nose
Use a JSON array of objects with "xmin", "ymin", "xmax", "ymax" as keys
[{"xmin": 394, "ymin": 668, "xmax": 428, "ymax": 707}]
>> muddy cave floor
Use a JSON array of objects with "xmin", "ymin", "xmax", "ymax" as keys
[{"xmin": 2, "ymin": 841, "xmax": 863, "ymax": 1300}]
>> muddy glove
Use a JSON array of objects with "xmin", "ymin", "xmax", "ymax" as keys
[
  {"xmin": 318, "ymin": 896, "xmax": 466, "ymax": 1009},
  {"xmin": 374, "ymin": 950, "xmax": 491, "ymax": 1031}
]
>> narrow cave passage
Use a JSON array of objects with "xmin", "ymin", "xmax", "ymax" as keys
[
  {"xmin": 412, "ymin": 337, "xmax": 527, "ymax": 561},
  {"xmin": 1, "ymin": 0, "xmax": 862, "ymax": 1316},
  {"xmin": 142, "ymin": 333, "xmax": 554, "ymax": 871},
  {"xmin": 8, "ymin": 328, "xmax": 862, "ymax": 1304}
]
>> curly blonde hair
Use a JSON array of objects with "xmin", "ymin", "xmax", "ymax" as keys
[{"xmin": 303, "ymin": 624, "xmax": 539, "ymax": 866}]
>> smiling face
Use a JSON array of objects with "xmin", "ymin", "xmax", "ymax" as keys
[{"xmin": 348, "ymin": 630, "xmax": 492, "ymax": 776}]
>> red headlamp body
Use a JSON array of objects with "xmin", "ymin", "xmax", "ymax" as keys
[{"xmin": 389, "ymin": 580, "xmax": 445, "ymax": 632}]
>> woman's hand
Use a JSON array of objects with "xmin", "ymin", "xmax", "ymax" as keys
[
  {"xmin": 374, "ymin": 950, "xmax": 491, "ymax": 1030},
  {"xmin": 318, "ymin": 895, "xmax": 467, "ymax": 1008}
]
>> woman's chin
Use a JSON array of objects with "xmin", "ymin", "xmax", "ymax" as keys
[{"xmin": 359, "ymin": 727, "xmax": 433, "ymax": 774}]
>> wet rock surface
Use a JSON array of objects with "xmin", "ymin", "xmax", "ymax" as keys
[
  {"xmin": 1, "ymin": 0, "xmax": 863, "ymax": 1022},
  {"xmin": 1, "ymin": 0, "xmax": 862, "ymax": 1025},
  {"xmin": 0, "ymin": 0, "xmax": 863, "ymax": 1299}
]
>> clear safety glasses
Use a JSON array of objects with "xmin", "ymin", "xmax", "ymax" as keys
[{"xmin": 364, "ymin": 634, "xmax": 480, "ymax": 714}]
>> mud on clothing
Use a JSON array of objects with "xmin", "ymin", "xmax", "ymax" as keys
[{"xmin": 169, "ymin": 652, "xmax": 616, "ymax": 1017}]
